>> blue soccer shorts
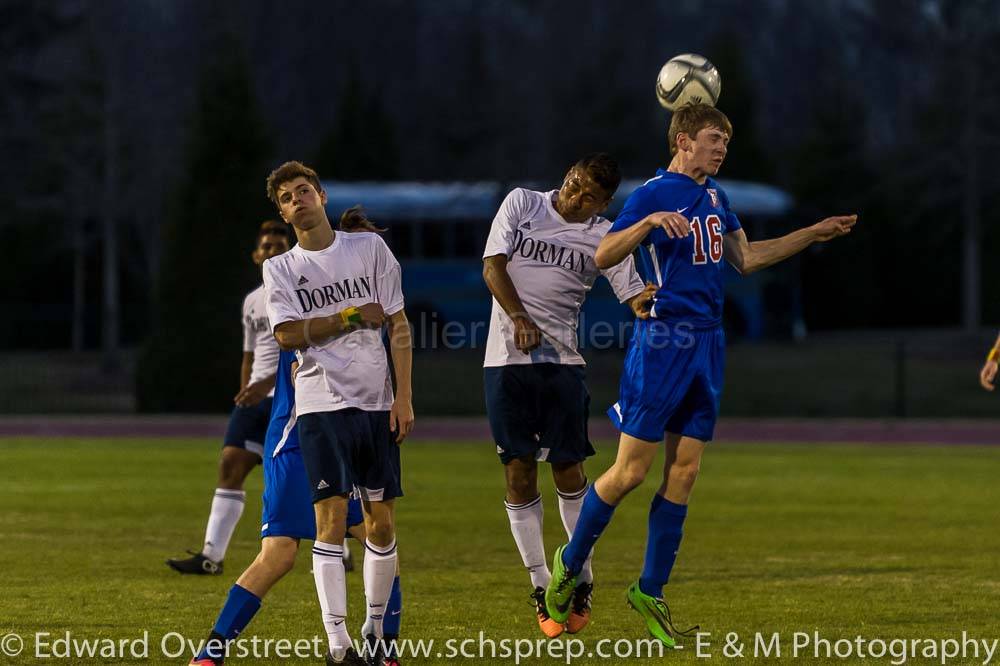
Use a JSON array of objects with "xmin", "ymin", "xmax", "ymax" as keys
[
  {"xmin": 261, "ymin": 448, "xmax": 315, "ymax": 540},
  {"xmin": 609, "ymin": 319, "xmax": 725, "ymax": 443},
  {"xmin": 261, "ymin": 449, "xmax": 365, "ymax": 540}
]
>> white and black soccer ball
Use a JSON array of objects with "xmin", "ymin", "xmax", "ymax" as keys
[{"xmin": 655, "ymin": 53, "xmax": 721, "ymax": 112}]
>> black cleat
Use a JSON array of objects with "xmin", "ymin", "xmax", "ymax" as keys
[
  {"xmin": 167, "ymin": 550, "xmax": 223, "ymax": 575},
  {"xmin": 325, "ymin": 648, "xmax": 368, "ymax": 665},
  {"xmin": 363, "ymin": 634, "xmax": 384, "ymax": 666},
  {"xmin": 188, "ymin": 631, "xmax": 226, "ymax": 664}
]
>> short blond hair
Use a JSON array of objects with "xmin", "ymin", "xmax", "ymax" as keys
[{"xmin": 668, "ymin": 104, "xmax": 734, "ymax": 156}]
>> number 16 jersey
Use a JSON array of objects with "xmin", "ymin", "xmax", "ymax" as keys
[{"xmin": 610, "ymin": 169, "xmax": 741, "ymax": 329}]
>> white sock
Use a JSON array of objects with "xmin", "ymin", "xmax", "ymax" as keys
[
  {"xmin": 504, "ymin": 496, "xmax": 550, "ymax": 589},
  {"xmin": 558, "ymin": 483, "xmax": 593, "ymax": 585},
  {"xmin": 202, "ymin": 489, "xmax": 245, "ymax": 562},
  {"xmin": 361, "ymin": 539, "xmax": 398, "ymax": 639},
  {"xmin": 312, "ymin": 540, "xmax": 351, "ymax": 658}
]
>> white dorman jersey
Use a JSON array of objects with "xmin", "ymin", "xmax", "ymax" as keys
[
  {"xmin": 242, "ymin": 284, "xmax": 280, "ymax": 397},
  {"xmin": 263, "ymin": 232, "xmax": 405, "ymax": 416},
  {"xmin": 483, "ymin": 188, "xmax": 645, "ymax": 367}
]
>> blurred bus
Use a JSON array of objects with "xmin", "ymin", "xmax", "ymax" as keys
[{"xmin": 322, "ymin": 179, "xmax": 799, "ymax": 348}]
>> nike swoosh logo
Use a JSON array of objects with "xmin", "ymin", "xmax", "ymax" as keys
[
  {"xmin": 334, "ymin": 620, "xmax": 344, "ymax": 626},
  {"xmin": 676, "ymin": 207, "xmax": 688, "ymax": 214}
]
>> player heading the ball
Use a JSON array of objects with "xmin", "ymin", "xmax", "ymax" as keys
[{"xmin": 545, "ymin": 104, "xmax": 857, "ymax": 648}]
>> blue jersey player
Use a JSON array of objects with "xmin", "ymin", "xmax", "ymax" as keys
[
  {"xmin": 545, "ymin": 104, "xmax": 857, "ymax": 646},
  {"xmin": 190, "ymin": 213, "xmax": 405, "ymax": 666}
]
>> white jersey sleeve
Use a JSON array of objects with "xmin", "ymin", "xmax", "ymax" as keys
[
  {"xmin": 242, "ymin": 293, "xmax": 256, "ymax": 352},
  {"xmin": 262, "ymin": 258, "xmax": 299, "ymax": 331},
  {"xmin": 601, "ymin": 253, "xmax": 646, "ymax": 304},
  {"xmin": 483, "ymin": 188, "xmax": 529, "ymax": 259},
  {"xmin": 372, "ymin": 235, "xmax": 405, "ymax": 316}
]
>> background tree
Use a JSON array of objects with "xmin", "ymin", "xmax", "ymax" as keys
[{"xmin": 136, "ymin": 41, "xmax": 273, "ymax": 411}]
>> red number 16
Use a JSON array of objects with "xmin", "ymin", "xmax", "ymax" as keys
[{"xmin": 690, "ymin": 214, "xmax": 723, "ymax": 265}]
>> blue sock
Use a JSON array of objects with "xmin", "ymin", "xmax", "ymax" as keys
[
  {"xmin": 383, "ymin": 576, "xmax": 402, "ymax": 657},
  {"xmin": 383, "ymin": 576, "xmax": 402, "ymax": 637},
  {"xmin": 638, "ymin": 495, "xmax": 687, "ymax": 598},
  {"xmin": 562, "ymin": 485, "xmax": 616, "ymax": 574},
  {"xmin": 196, "ymin": 584, "xmax": 261, "ymax": 659}
]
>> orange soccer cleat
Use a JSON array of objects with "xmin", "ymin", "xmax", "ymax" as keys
[{"xmin": 531, "ymin": 587, "xmax": 565, "ymax": 638}]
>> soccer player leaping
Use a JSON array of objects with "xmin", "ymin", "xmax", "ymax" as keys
[
  {"xmin": 168, "ymin": 221, "xmax": 289, "ymax": 575},
  {"xmin": 483, "ymin": 153, "xmax": 655, "ymax": 638},
  {"xmin": 545, "ymin": 104, "xmax": 857, "ymax": 646},
  {"xmin": 264, "ymin": 162, "xmax": 413, "ymax": 666}
]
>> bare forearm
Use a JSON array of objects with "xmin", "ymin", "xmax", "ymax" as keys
[
  {"xmin": 273, "ymin": 314, "xmax": 350, "ymax": 350},
  {"xmin": 483, "ymin": 260, "xmax": 531, "ymax": 320},
  {"xmin": 388, "ymin": 317, "xmax": 413, "ymax": 399},
  {"xmin": 745, "ymin": 227, "xmax": 819, "ymax": 274},
  {"xmin": 595, "ymin": 224, "xmax": 649, "ymax": 269},
  {"xmin": 239, "ymin": 355, "xmax": 252, "ymax": 390}
]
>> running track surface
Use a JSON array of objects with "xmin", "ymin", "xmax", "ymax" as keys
[{"xmin": 0, "ymin": 416, "xmax": 997, "ymax": 444}]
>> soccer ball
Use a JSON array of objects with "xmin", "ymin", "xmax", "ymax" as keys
[{"xmin": 655, "ymin": 54, "xmax": 721, "ymax": 112}]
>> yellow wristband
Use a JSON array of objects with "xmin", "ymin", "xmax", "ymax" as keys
[
  {"xmin": 340, "ymin": 306, "xmax": 362, "ymax": 327},
  {"xmin": 988, "ymin": 348, "xmax": 999, "ymax": 363}
]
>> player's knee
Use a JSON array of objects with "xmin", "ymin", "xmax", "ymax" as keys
[
  {"xmin": 505, "ymin": 459, "xmax": 538, "ymax": 503},
  {"xmin": 607, "ymin": 458, "xmax": 650, "ymax": 494},
  {"xmin": 365, "ymin": 518, "xmax": 395, "ymax": 546},
  {"xmin": 669, "ymin": 461, "xmax": 700, "ymax": 491},
  {"xmin": 264, "ymin": 545, "xmax": 297, "ymax": 575},
  {"xmin": 552, "ymin": 463, "xmax": 586, "ymax": 494},
  {"xmin": 506, "ymin": 475, "xmax": 537, "ymax": 504}
]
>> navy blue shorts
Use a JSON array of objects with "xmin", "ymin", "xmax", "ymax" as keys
[
  {"xmin": 223, "ymin": 398, "xmax": 273, "ymax": 458},
  {"xmin": 484, "ymin": 363, "xmax": 595, "ymax": 465},
  {"xmin": 297, "ymin": 409, "xmax": 403, "ymax": 504},
  {"xmin": 609, "ymin": 319, "xmax": 725, "ymax": 443}
]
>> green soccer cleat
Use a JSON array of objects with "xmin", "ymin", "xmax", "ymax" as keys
[
  {"xmin": 544, "ymin": 544, "xmax": 578, "ymax": 624},
  {"xmin": 625, "ymin": 581, "xmax": 697, "ymax": 648}
]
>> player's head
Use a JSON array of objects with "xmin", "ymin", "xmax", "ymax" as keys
[
  {"xmin": 339, "ymin": 205, "xmax": 386, "ymax": 234},
  {"xmin": 252, "ymin": 220, "xmax": 290, "ymax": 266},
  {"xmin": 266, "ymin": 161, "xmax": 329, "ymax": 231},
  {"xmin": 556, "ymin": 152, "xmax": 622, "ymax": 223},
  {"xmin": 668, "ymin": 104, "xmax": 733, "ymax": 177}
]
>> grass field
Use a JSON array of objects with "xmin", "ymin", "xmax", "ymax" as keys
[{"xmin": 1, "ymin": 437, "xmax": 999, "ymax": 665}]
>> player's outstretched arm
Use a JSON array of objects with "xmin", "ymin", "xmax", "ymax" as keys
[
  {"xmin": 272, "ymin": 303, "xmax": 386, "ymax": 350},
  {"xmin": 595, "ymin": 212, "xmax": 690, "ymax": 269},
  {"xmin": 723, "ymin": 214, "xmax": 857, "ymax": 275},
  {"xmin": 979, "ymin": 332, "xmax": 1000, "ymax": 391},
  {"xmin": 387, "ymin": 310, "xmax": 414, "ymax": 442},
  {"xmin": 482, "ymin": 254, "xmax": 542, "ymax": 352}
]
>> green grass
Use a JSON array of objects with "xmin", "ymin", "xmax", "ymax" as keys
[{"xmin": 1, "ymin": 438, "xmax": 999, "ymax": 664}]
